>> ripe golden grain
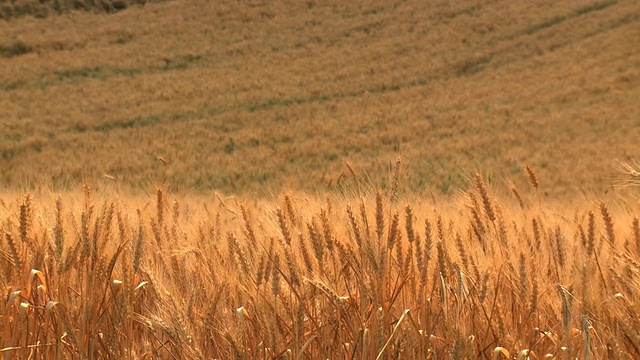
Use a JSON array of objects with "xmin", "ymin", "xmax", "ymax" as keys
[{"xmin": 1, "ymin": 174, "xmax": 639, "ymax": 358}]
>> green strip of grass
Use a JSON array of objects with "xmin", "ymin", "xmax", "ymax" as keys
[{"xmin": 0, "ymin": 42, "xmax": 33, "ymax": 58}]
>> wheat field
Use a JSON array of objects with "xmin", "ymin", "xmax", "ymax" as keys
[
  {"xmin": 1, "ymin": 0, "xmax": 640, "ymax": 197},
  {"xmin": 2, "ymin": 0, "xmax": 640, "ymax": 358},
  {"xmin": 2, "ymin": 170, "xmax": 640, "ymax": 358}
]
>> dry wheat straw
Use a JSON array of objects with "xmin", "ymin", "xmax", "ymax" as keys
[
  {"xmin": 475, "ymin": 173, "xmax": 496, "ymax": 222},
  {"xmin": 375, "ymin": 192, "xmax": 384, "ymax": 242},
  {"xmin": 387, "ymin": 212, "xmax": 400, "ymax": 251},
  {"xmin": 403, "ymin": 240, "xmax": 412, "ymax": 278},
  {"xmin": 414, "ymin": 228, "xmax": 423, "ymax": 278},
  {"xmin": 156, "ymin": 188, "xmax": 164, "ymax": 228},
  {"xmin": 320, "ymin": 209, "xmax": 334, "ymax": 253},
  {"xmin": 308, "ymin": 220, "xmax": 323, "ymax": 266},
  {"xmin": 436, "ymin": 239, "xmax": 448, "ymax": 281},
  {"xmin": 405, "ymin": 205, "xmax": 415, "ymax": 244},
  {"xmin": 511, "ymin": 186, "xmax": 525, "ymax": 210},
  {"xmin": 344, "ymin": 160, "xmax": 357, "ymax": 179},
  {"xmin": 359, "ymin": 201, "xmax": 371, "ymax": 243},
  {"xmin": 495, "ymin": 204, "xmax": 508, "ymax": 247},
  {"xmin": 6, "ymin": 232, "xmax": 22, "ymax": 271},
  {"xmin": 557, "ymin": 284, "xmax": 573, "ymax": 356},
  {"xmin": 284, "ymin": 247, "xmax": 300, "ymax": 287},
  {"xmin": 365, "ymin": 237, "xmax": 380, "ymax": 275},
  {"xmin": 102, "ymin": 201, "xmax": 115, "ymax": 250},
  {"xmin": 455, "ymin": 232, "xmax": 469, "ymax": 272},
  {"xmin": 54, "ymin": 196, "xmax": 64, "ymax": 262},
  {"xmin": 525, "ymin": 166, "xmax": 539, "ymax": 190},
  {"xmin": 495, "ymin": 302, "xmax": 507, "ymax": 339},
  {"xmin": 263, "ymin": 238, "xmax": 274, "ymax": 286},
  {"xmin": 614, "ymin": 159, "xmax": 640, "ymax": 187},
  {"xmin": 532, "ymin": 218, "xmax": 542, "ymax": 251},
  {"xmin": 609, "ymin": 265, "xmax": 634, "ymax": 298},
  {"xmin": 600, "ymin": 202, "xmax": 616, "ymax": 248},
  {"xmin": 470, "ymin": 192, "xmax": 486, "ymax": 245},
  {"xmin": 420, "ymin": 218, "xmax": 433, "ymax": 288},
  {"xmin": 390, "ymin": 158, "xmax": 402, "ymax": 202},
  {"xmin": 284, "ymin": 194, "xmax": 297, "ymax": 226},
  {"xmin": 298, "ymin": 232, "xmax": 314, "ymax": 276},
  {"xmin": 479, "ymin": 271, "xmax": 489, "ymax": 304},
  {"xmin": 133, "ymin": 211, "xmax": 143, "ymax": 274},
  {"xmin": 529, "ymin": 271, "xmax": 538, "ymax": 315},
  {"xmin": 241, "ymin": 205, "xmax": 258, "ymax": 259},
  {"xmin": 633, "ymin": 217, "xmax": 640, "ymax": 254},
  {"xmin": 579, "ymin": 224, "xmax": 588, "ymax": 250},
  {"xmin": 19, "ymin": 194, "xmax": 31, "ymax": 245},
  {"xmin": 80, "ymin": 204, "xmax": 93, "ymax": 267},
  {"xmin": 151, "ymin": 218, "xmax": 161, "ymax": 247},
  {"xmin": 91, "ymin": 204, "xmax": 103, "ymax": 270},
  {"xmin": 347, "ymin": 206, "xmax": 363, "ymax": 248},
  {"xmin": 519, "ymin": 253, "xmax": 528, "ymax": 300},
  {"xmin": 277, "ymin": 207, "xmax": 292, "ymax": 246},
  {"xmin": 255, "ymin": 253, "xmax": 266, "ymax": 286},
  {"xmin": 435, "ymin": 214, "xmax": 444, "ymax": 243},
  {"xmin": 554, "ymin": 227, "xmax": 566, "ymax": 269},
  {"xmin": 271, "ymin": 254, "xmax": 280, "ymax": 298},
  {"xmin": 452, "ymin": 329, "xmax": 463, "ymax": 360},
  {"xmin": 580, "ymin": 264, "xmax": 590, "ymax": 333},
  {"xmin": 61, "ymin": 235, "xmax": 81, "ymax": 273},
  {"xmin": 228, "ymin": 232, "xmax": 250, "ymax": 278},
  {"xmin": 587, "ymin": 211, "xmax": 595, "ymax": 256},
  {"xmin": 394, "ymin": 230, "xmax": 404, "ymax": 274},
  {"xmin": 468, "ymin": 254, "xmax": 481, "ymax": 285}
]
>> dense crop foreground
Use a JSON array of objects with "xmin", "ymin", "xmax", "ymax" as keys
[{"xmin": 1, "ymin": 171, "xmax": 640, "ymax": 359}]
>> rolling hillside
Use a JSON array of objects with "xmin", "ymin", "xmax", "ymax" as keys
[{"xmin": 1, "ymin": 0, "xmax": 639, "ymax": 197}]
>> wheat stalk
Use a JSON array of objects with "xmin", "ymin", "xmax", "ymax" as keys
[
  {"xmin": 475, "ymin": 173, "xmax": 496, "ymax": 223},
  {"xmin": 600, "ymin": 202, "xmax": 616, "ymax": 248},
  {"xmin": 524, "ymin": 165, "xmax": 539, "ymax": 190}
]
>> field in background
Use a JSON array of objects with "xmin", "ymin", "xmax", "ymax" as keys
[{"xmin": 1, "ymin": 0, "xmax": 639, "ymax": 197}]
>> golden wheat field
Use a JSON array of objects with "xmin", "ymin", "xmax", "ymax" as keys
[
  {"xmin": 3, "ymin": 174, "xmax": 640, "ymax": 359},
  {"xmin": 2, "ymin": 0, "xmax": 640, "ymax": 359},
  {"xmin": 1, "ymin": 0, "xmax": 639, "ymax": 196}
]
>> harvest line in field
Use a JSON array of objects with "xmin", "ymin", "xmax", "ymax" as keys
[
  {"xmin": 1, "ymin": 53, "xmax": 208, "ymax": 91},
  {"xmin": 65, "ymin": 80, "xmax": 429, "ymax": 135},
  {"xmin": 523, "ymin": 0, "xmax": 617, "ymax": 35}
]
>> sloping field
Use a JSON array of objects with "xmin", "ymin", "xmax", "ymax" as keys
[{"xmin": 1, "ymin": 0, "xmax": 639, "ymax": 197}]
